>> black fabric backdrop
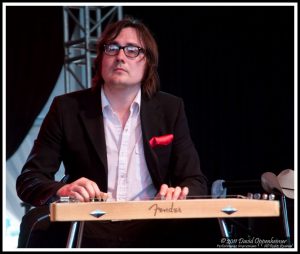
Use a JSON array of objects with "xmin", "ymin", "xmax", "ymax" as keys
[
  {"xmin": 125, "ymin": 6, "xmax": 295, "ymax": 184},
  {"xmin": 6, "ymin": 5, "xmax": 294, "ymax": 183},
  {"xmin": 6, "ymin": 6, "xmax": 64, "ymax": 159},
  {"xmin": 6, "ymin": 5, "xmax": 295, "ymax": 246}
]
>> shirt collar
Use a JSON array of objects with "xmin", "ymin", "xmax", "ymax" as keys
[
  {"xmin": 101, "ymin": 87, "xmax": 110, "ymax": 112},
  {"xmin": 131, "ymin": 89, "xmax": 141, "ymax": 116},
  {"xmin": 101, "ymin": 87, "xmax": 141, "ymax": 116}
]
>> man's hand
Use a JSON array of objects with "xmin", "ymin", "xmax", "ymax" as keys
[
  {"xmin": 156, "ymin": 184, "xmax": 189, "ymax": 200},
  {"xmin": 56, "ymin": 177, "xmax": 108, "ymax": 202}
]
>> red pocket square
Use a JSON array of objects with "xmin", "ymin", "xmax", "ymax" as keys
[{"xmin": 149, "ymin": 134, "xmax": 174, "ymax": 148}]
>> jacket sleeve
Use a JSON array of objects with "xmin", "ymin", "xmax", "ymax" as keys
[
  {"xmin": 16, "ymin": 97, "xmax": 66, "ymax": 206},
  {"xmin": 170, "ymin": 99, "xmax": 208, "ymax": 196}
]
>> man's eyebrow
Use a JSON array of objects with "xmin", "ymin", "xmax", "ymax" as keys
[
  {"xmin": 109, "ymin": 40, "xmax": 141, "ymax": 47},
  {"xmin": 126, "ymin": 42, "xmax": 141, "ymax": 47}
]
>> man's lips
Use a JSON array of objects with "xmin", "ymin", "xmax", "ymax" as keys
[{"xmin": 114, "ymin": 67, "xmax": 127, "ymax": 72}]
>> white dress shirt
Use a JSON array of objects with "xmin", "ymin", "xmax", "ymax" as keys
[{"xmin": 101, "ymin": 88, "xmax": 156, "ymax": 201}]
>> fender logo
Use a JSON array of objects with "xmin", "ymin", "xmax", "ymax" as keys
[{"xmin": 148, "ymin": 202, "xmax": 182, "ymax": 216}]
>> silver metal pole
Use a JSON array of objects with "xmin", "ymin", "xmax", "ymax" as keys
[
  {"xmin": 281, "ymin": 195, "xmax": 291, "ymax": 245},
  {"xmin": 66, "ymin": 221, "xmax": 79, "ymax": 248}
]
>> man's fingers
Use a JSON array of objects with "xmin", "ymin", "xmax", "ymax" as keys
[
  {"xmin": 57, "ymin": 177, "xmax": 107, "ymax": 202},
  {"xmin": 100, "ymin": 192, "xmax": 109, "ymax": 201},
  {"xmin": 172, "ymin": 186, "xmax": 182, "ymax": 200},
  {"xmin": 72, "ymin": 185, "xmax": 90, "ymax": 202},
  {"xmin": 81, "ymin": 181, "xmax": 96, "ymax": 198},
  {"xmin": 90, "ymin": 181, "xmax": 102, "ymax": 198},
  {"xmin": 156, "ymin": 184, "xmax": 189, "ymax": 200},
  {"xmin": 159, "ymin": 184, "xmax": 169, "ymax": 197},
  {"xmin": 70, "ymin": 190, "xmax": 84, "ymax": 202},
  {"xmin": 179, "ymin": 187, "xmax": 189, "ymax": 200},
  {"xmin": 165, "ymin": 187, "xmax": 175, "ymax": 200}
]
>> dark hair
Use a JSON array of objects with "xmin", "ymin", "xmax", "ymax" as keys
[{"xmin": 92, "ymin": 17, "xmax": 159, "ymax": 98}]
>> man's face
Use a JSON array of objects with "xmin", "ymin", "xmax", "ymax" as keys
[{"xmin": 101, "ymin": 27, "xmax": 146, "ymax": 89}]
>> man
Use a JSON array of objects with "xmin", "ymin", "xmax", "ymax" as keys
[{"xmin": 16, "ymin": 17, "xmax": 208, "ymax": 248}]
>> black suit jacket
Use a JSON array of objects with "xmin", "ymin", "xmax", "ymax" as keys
[{"xmin": 16, "ymin": 86, "xmax": 207, "ymax": 206}]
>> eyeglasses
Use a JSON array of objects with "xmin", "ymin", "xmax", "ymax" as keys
[{"xmin": 103, "ymin": 43, "xmax": 145, "ymax": 58}]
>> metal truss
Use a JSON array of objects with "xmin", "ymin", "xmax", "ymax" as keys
[{"xmin": 63, "ymin": 6, "xmax": 123, "ymax": 93}]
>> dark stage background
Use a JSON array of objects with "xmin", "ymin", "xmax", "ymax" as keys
[
  {"xmin": 124, "ymin": 6, "xmax": 294, "ymax": 184},
  {"xmin": 6, "ymin": 5, "xmax": 295, "ymax": 246}
]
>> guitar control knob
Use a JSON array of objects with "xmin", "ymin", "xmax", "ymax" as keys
[
  {"xmin": 268, "ymin": 193, "xmax": 276, "ymax": 200},
  {"xmin": 253, "ymin": 193, "xmax": 261, "ymax": 199}
]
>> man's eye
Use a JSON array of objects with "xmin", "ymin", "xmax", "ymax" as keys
[
  {"xmin": 126, "ymin": 47, "xmax": 138, "ymax": 52},
  {"xmin": 109, "ymin": 45, "xmax": 119, "ymax": 51}
]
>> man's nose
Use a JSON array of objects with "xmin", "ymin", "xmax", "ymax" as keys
[{"xmin": 115, "ymin": 48, "xmax": 126, "ymax": 61}]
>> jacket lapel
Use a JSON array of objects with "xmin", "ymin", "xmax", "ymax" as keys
[
  {"xmin": 77, "ymin": 90, "xmax": 165, "ymax": 188},
  {"xmin": 141, "ymin": 95, "xmax": 164, "ymax": 189},
  {"xmin": 78, "ymin": 87, "xmax": 108, "ymax": 175}
]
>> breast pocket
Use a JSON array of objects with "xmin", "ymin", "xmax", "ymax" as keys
[
  {"xmin": 153, "ymin": 145, "xmax": 172, "ymax": 157},
  {"xmin": 152, "ymin": 146, "xmax": 172, "ymax": 172}
]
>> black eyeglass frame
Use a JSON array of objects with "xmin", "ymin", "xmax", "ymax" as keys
[{"xmin": 103, "ymin": 43, "xmax": 145, "ymax": 58}]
